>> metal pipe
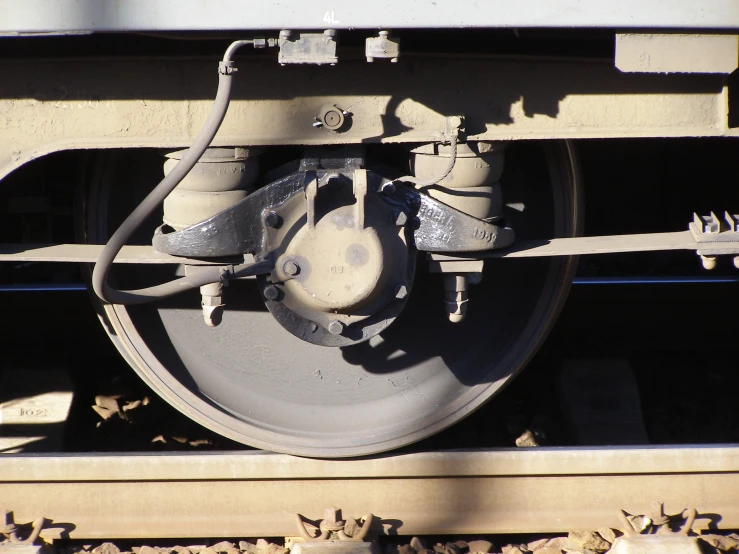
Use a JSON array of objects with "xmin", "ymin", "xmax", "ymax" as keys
[{"xmin": 91, "ymin": 40, "xmax": 253, "ymax": 305}]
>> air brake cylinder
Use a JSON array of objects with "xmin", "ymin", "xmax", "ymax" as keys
[
  {"xmin": 411, "ymin": 141, "xmax": 506, "ymax": 322},
  {"xmin": 162, "ymin": 147, "xmax": 261, "ymax": 326}
]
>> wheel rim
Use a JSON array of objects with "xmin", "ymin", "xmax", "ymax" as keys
[{"xmin": 83, "ymin": 141, "xmax": 582, "ymax": 457}]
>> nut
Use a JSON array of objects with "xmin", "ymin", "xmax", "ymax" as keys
[
  {"xmin": 317, "ymin": 105, "xmax": 346, "ymax": 131},
  {"xmin": 327, "ymin": 320, "xmax": 344, "ymax": 335},
  {"xmin": 264, "ymin": 211, "xmax": 281, "ymax": 228},
  {"xmin": 283, "ymin": 260, "xmax": 300, "ymax": 276},
  {"xmin": 263, "ymin": 285, "xmax": 280, "ymax": 301},
  {"xmin": 380, "ymin": 181, "xmax": 396, "ymax": 195}
]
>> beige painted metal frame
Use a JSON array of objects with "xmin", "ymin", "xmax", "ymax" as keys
[
  {"xmin": 2, "ymin": 446, "xmax": 739, "ymax": 539},
  {"xmin": 0, "ymin": 55, "xmax": 735, "ymax": 182}
]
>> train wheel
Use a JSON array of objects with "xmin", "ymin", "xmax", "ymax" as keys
[{"xmin": 81, "ymin": 141, "xmax": 582, "ymax": 457}]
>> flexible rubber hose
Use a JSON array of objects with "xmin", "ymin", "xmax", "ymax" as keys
[{"xmin": 92, "ymin": 41, "xmax": 251, "ymax": 305}]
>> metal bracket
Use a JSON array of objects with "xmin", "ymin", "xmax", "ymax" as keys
[
  {"xmin": 689, "ymin": 211, "xmax": 739, "ymax": 269},
  {"xmin": 278, "ymin": 30, "xmax": 338, "ymax": 65},
  {"xmin": 153, "ymin": 169, "xmax": 515, "ymax": 258},
  {"xmin": 610, "ymin": 502, "xmax": 701, "ymax": 554},
  {"xmin": 365, "ymin": 31, "xmax": 400, "ymax": 63},
  {"xmin": 294, "ymin": 507, "xmax": 373, "ymax": 542}
]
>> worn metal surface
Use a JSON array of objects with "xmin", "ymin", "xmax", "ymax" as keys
[
  {"xmin": 2, "ymin": 447, "xmax": 739, "ymax": 539},
  {"xmin": 5, "ymin": 228, "xmax": 739, "ymax": 267},
  {"xmin": 1, "ymin": 0, "xmax": 739, "ymax": 32},
  {"xmin": 0, "ymin": 57, "xmax": 732, "ymax": 182},
  {"xmin": 428, "ymin": 230, "xmax": 739, "ymax": 261},
  {"xmin": 616, "ymin": 34, "xmax": 739, "ymax": 74}
]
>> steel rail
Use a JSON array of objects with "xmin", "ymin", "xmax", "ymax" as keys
[{"xmin": 2, "ymin": 446, "xmax": 739, "ymax": 540}]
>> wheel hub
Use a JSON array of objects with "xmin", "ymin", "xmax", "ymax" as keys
[{"xmin": 260, "ymin": 170, "xmax": 414, "ymax": 345}]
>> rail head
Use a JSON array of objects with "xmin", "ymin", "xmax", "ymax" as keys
[{"xmin": 2, "ymin": 446, "xmax": 739, "ymax": 482}]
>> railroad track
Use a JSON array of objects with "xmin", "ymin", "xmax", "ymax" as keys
[{"xmin": 2, "ymin": 446, "xmax": 738, "ymax": 540}]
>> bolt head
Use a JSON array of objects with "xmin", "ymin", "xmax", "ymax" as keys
[
  {"xmin": 283, "ymin": 260, "xmax": 300, "ymax": 276},
  {"xmin": 394, "ymin": 284, "xmax": 408, "ymax": 300},
  {"xmin": 448, "ymin": 115, "xmax": 463, "ymax": 129},
  {"xmin": 394, "ymin": 211, "xmax": 408, "ymax": 226},
  {"xmin": 327, "ymin": 320, "xmax": 344, "ymax": 335},
  {"xmin": 264, "ymin": 211, "xmax": 281, "ymax": 228},
  {"xmin": 380, "ymin": 181, "xmax": 396, "ymax": 195},
  {"xmin": 263, "ymin": 284, "xmax": 280, "ymax": 301}
]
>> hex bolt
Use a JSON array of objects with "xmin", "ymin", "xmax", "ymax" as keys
[
  {"xmin": 394, "ymin": 284, "xmax": 408, "ymax": 300},
  {"xmin": 380, "ymin": 181, "xmax": 396, "ymax": 195},
  {"xmin": 263, "ymin": 284, "xmax": 280, "ymax": 301},
  {"xmin": 264, "ymin": 211, "xmax": 281, "ymax": 228},
  {"xmin": 393, "ymin": 211, "xmax": 408, "ymax": 226},
  {"xmin": 200, "ymin": 282, "xmax": 224, "ymax": 328},
  {"xmin": 447, "ymin": 115, "xmax": 463, "ymax": 130},
  {"xmin": 283, "ymin": 260, "xmax": 300, "ymax": 276},
  {"xmin": 327, "ymin": 320, "xmax": 344, "ymax": 335}
]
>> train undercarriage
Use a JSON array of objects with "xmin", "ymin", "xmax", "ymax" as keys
[{"xmin": 1, "ymin": 10, "xmax": 739, "ymax": 456}]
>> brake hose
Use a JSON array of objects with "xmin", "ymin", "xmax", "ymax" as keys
[{"xmin": 92, "ymin": 40, "xmax": 254, "ymax": 305}]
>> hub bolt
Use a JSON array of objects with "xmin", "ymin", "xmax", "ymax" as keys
[
  {"xmin": 283, "ymin": 260, "xmax": 300, "ymax": 276},
  {"xmin": 394, "ymin": 211, "xmax": 408, "ymax": 226},
  {"xmin": 394, "ymin": 284, "xmax": 408, "ymax": 300},
  {"xmin": 263, "ymin": 284, "xmax": 280, "ymax": 301},
  {"xmin": 327, "ymin": 320, "xmax": 345, "ymax": 335},
  {"xmin": 380, "ymin": 181, "xmax": 396, "ymax": 195},
  {"xmin": 264, "ymin": 211, "xmax": 281, "ymax": 228}
]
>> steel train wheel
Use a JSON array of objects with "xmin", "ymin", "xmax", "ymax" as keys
[{"xmin": 82, "ymin": 141, "xmax": 582, "ymax": 457}]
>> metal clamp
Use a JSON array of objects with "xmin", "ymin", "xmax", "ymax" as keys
[
  {"xmin": 618, "ymin": 501, "xmax": 697, "ymax": 537},
  {"xmin": 295, "ymin": 507, "xmax": 374, "ymax": 542},
  {"xmin": 689, "ymin": 212, "xmax": 739, "ymax": 269},
  {"xmin": 0, "ymin": 511, "xmax": 45, "ymax": 546}
]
